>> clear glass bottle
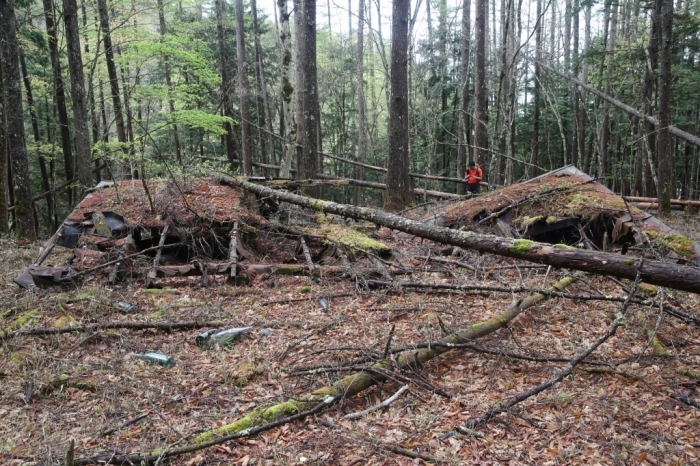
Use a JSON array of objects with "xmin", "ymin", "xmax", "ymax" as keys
[
  {"xmin": 195, "ymin": 329, "xmax": 221, "ymax": 347},
  {"xmin": 197, "ymin": 326, "xmax": 253, "ymax": 348},
  {"xmin": 133, "ymin": 352, "xmax": 175, "ymax": 368}
]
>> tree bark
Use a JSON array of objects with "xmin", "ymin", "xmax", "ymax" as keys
[
  {"xmin": 354, "ymin": 0, "xmax": 366, "ymax": 206},
  {"xmin": 216, "ymin": 0, "xmax": 237, "ymax": 169},
  {"xmin": 156, "ymin": 0, "xmax": 182, "ymax": 165},
  {"xmin": 657, "ymin": 0, "xmax": 674, "ymax": 216},
  {"xmin": 300, "ymin": 0, "xmax": 319, "ymax": 193},
  {"xmin": 530, "ymin": 0, "xmax": 541, "ymax": 178},
  {"xmin": 293, "ymin": 0, "xmax": 304, "ymax": 177},
  {"xmin": 235, "ymin": 0, "xmax": 252, "ymax": 175},
  {"xmin": 0, "ymin": 0, "xmax": 36, "ymax": 239},
  {"xmin": 277, "ymin": 0, "xmax": 295, "ymax": 178},
  {"xmin": 0, "ymin": 7, "xmax": 9, "ymax": 233},
  {"xmin": 63, "ymin": 0, "xmax": 92, "ymax": 193},
  {"xmin": 474, "ymin": 0, "xmax": 488, "ymax": 169},
  {"xmin": 386, "ymin": 0, "xmax": 411, "ymax": 210},
  {"xmin": 457, "ymin": 0, "xmax": 471, "ymax": 194},
  {"xmin": 96, "ymin": 0, "xmax": 129, "ymax": 178},
  {"xmin": 599, "ymin": 0, "xmax": 617, "ymax": 184},
  {"xmin": 222, "ymin": 175, "xmax": 700, "ymax": 294},
  {"xmin": 251, "ymin": 0, "xmax": 275, "ymax": 168},
  {"xmin": 43, "ymin": 0, "xmax": 75, "ymax": 204}
]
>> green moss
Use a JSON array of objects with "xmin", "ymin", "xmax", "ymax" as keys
[
  {"xmin": 554, "ymin": 243, "xmax": 575, "ymax": 250},
  {"xmin": 647, "ymin": 330, "xmax": 666, "ymax": 356},
  {"xmin": 678, "ymin": 369, "xmax": 700, "ymax": 380},
  {"xmin": 520, "ymin": 216, "xmax": 543, "ymax": 228},
  {"xmin": 149, "ymin": 310, "xmax": 165, "ymax": 318},
  {"xmin": 52, "ymin": 314, "xmax": 78, "ymax": 328},
  {"xmin": 646, "ymin": 231, "xmax": 696, "ymax": 258},
  {"xmin": 545, "ymin": 216, "xmax": 557, "ymax": 224},
  {"xmin": 144, "ymin": 288, "xmax": 181, "ymax": 295},
  {"xmin": 296, "ymin": 286, "xmax": 312, "ymax": 293},
  {"xmin": 638, "ymin": 283, "xmax": 658, "ymax": 297},
  {"xmin": 6, "ymin": 309, "xmax": 40, "ymax": 331},
  {"xmin": 623, "ymin": 259, "xmax": 635, "ymax": 265},
  {"xmin": 507, "ymin": 239, "xmax": 539, "ymax": 256},
  {"xmin": 303, "ymin": 222, "xmax": 389, "ymax": 253},
  {"xmin": 235, "ymin": 377, "xmax": 248, "ymax": 387}
]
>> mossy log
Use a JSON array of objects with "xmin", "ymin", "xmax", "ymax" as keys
[
  {"xmin": 191, "ymin": 275, "xmax": 577, "ymax": 444},
  {"xmin": 221, "ymin": 176, "xmax": 700, "ymax": 294}
]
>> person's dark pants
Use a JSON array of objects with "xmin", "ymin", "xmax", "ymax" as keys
[{"xmin": 467, "ymin": 183, "xmax": 480, "ymax": 194}]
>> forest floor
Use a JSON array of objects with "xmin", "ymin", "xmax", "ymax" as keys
[{"xmin": 1, "ymin": 207, "xmax": 700, "ymax": 466}]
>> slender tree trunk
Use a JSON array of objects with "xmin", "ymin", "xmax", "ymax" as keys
[
  {"xmin": 578, "ymin": 3, "xmax": 590, "ymax": 173},
  {"xmin": 530, "ymin": 0, "xmax": 542, "ymax": 178},
  {"xmin": 19, "ymin": 49, "xmax": 53, "ymax": 227},
  {"xmin": 571, "ymin": 0, "xmax": 579, "ymax": 168},
  {"xmin": 354, "ymin": 0, "xmax": 366, "ymax": 206},
  {"xmin": 43, "ymin": 0, "xmax": 75, "ymax": 204},
  {"xmin": 300, "ymin": 0, "xmax": 319, "ymax": 188},
  {"xmin": 96, "ymin": 0, "xmax": 129, "ymax": 177},
  {"xmin": 82, "ymin": 0, "xmax": 101, "ymax": 183},
  {"xmin": 0, "ymin": 0, "xmax": 36, "ymax": 239},
  {"xmin": 293, "ymin": 0, "xmax": 304, "ymax": 175},
  {"xmin": 644, "ymin": 0, "xmax": 662, "ymax": 197},
  {"xmin": 386, "ymin": 0, "xmax": 411, "ymax": 210},
  {"xmin": 63, "ymin": 0, "xmax": 92, "ymax": 192},
  {"xmin": 278, "ymin": 0, "xmax": 295, "ymax": 178},
  {"xmin": 657, "ymin": 0, "xmax": 674, "ymax": 216},
  {"xmin": 0, "ymin": 15, "xmax": 8, "ymax": 233},
  {"xmin": 157, "ymin": 0, "xmax": 182, "ymax": 165},
  {"xmin": 457, "ymin": 0, "xmax": 471, "ymax": 194},
  {"xmin": 252, "ymin": 0, "xmax": 275, "ymax": 168},
  {"xmin": 474, "ymin": 0, "xmax": 488, "ymax": 171},
  {"xmin": 216, "ymin": 0, "xmax": 237, "ymax": 169},
  {"xmin": 599, "ymin": 0, "xmax": 617, "ymax": 185},
  {"xmin": 235, "ymin": 0, "xmax": 252, "ymax": 175}
]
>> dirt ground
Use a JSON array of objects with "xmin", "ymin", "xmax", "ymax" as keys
[{"xmin": 1, "ymin": 208, "xmax": 700, "ymax": 466}]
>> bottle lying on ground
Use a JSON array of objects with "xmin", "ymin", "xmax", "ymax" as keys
[
  {"xmin": 195, "ymin": 326, "xmax": 254, "ymax": 348},
  {"xmin": 133, "ymin": 352, "xmax": 175, "ymax": 368}
]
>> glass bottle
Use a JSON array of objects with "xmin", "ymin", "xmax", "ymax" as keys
[{"xmin": 133, "ymin": 352, "xmax": 175, "ymax": 368}]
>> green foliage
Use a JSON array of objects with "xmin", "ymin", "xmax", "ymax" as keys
[{"xmin": 170, "ymin": 110, "xmax": 235, "ymax": 136}]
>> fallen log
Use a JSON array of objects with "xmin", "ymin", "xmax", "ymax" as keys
[
  {"xmin": 315, "ymin": 173, "xmax": 463, "ymax": 199},
  {"xmin": 221, "ymin": 176, "xmax": 700, "ymax": 294},
  {"xmin": 189, "ymin": 275, "xmax": 576, "ymax": 443},
  {"xmin": 624, "ymin": 196, "xmax": 700, "ymax": 207}
]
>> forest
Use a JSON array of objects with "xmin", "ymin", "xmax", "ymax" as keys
[{"xmin": 2, "ymin": 0, "xmax": 700, "ymax": 465}]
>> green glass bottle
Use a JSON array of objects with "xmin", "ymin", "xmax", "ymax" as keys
[{"xmin": 133, "ymin": 352, "xmax": 175, "ymax": 368}]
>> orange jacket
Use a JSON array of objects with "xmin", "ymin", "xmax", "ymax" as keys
[{"xmin": 466, "ymin": 166, "xmax": 483, "ymax": 184}]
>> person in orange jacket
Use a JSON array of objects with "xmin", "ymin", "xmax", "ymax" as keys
[{"xmin": 465, "ymin": 161, "xmax": 483, "ymax": 194}]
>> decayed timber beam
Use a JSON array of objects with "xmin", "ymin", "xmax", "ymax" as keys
[{"xmin": 221, "ymin": 175, "xmax": 700, "ymax": 294}]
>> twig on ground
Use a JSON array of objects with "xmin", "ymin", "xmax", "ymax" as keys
[
  {"xmin": 343, "ymin": 385, "xmax": 409, "ymax": 420},
  {"xmin": 318, "ymin": 419, "xmax": 441, "ymax": 462},
  {"xmin": 100, "ymin": 413, "xmax": 149, "ymax": 438},
  {"xmin": 670, "ymin": 393, "xmax": 700, "ymax": 409}
]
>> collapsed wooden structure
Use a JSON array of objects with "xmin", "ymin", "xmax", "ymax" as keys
[{"xmin": 14, "ymin": 166, "xmax": 700, "ymax": 293}]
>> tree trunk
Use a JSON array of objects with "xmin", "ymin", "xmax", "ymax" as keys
[
  {"xmin": 96, "ymin": 0, "xmax": 129, "ymax": 178},
  {"xmin": 599, "ymin": 0, "xmax": 617, "ymax": 184},
  {"xmin": 530, "ymin": 0, "xmax": 541, "ymax": 178},
  {"xmin": 457, "ymin": 0, "xmax": 471, "ymax": 194},
  {"xmin": 578, "ymin": 3, "xmax": 590, "ymax": 173},
  {"xmin": 300, "ymin": 0, "xmax": 319, "ymax": 192},
  {"xmin": 19, "ymin": 48, "xmax": 53, "ymax": 228},
  {"xmin": 235, "ymin": 0, "xmax": 252, "ymax": 175},
  {"xmin": 0, "ymin": 14, "xmax": 8, "ymax": 233},
  {"xmin": 216, "ymin": 0, "xmax": 237, "ymax": 169},
  {"xmin": 386, "ymin": 0, "xmax": 411, "ymax": 210},
  {"xmin": 43, "ymin": 0, "xmax": 75, "ymax": 204},
  {"xmin": 224, "ymin": 175, "xmax": 700, "ymax": 294},
  {"xmin": 293, "ymin": 0, "xmax": 304, "ymax": 176},
  {"xmin": 657, "ymin": 0, "xmax": 674, "ymax": 216},
  {"xmin": 63, "ymin": 0, "xmax": 92, "ymax": 193},
  {"xmin": 474, "ymin": 0, "xmax": 488, "ymax": 170},
  {"xmin": 277, "ymin": 0, "xmax": 295, "ymax": 178},
  {"xmin": 251, "ymin": 0, "xmax": 275, "ymax": 169},
  {"xmin": 354, "ymin": 0, "xmax": 366, "ymax": 206},
  {"xmin": 156, "ymin": 0, "xmax": 182, "ymax": 165},
  {"xmin": 571, "ymin": 0, "xmax": 579, "ymax": 168},
  {"xmin": 0, "ymin": 0, "xmax": 36, "ymax": 239}
]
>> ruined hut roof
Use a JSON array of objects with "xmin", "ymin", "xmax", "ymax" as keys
[{"xmin": 424, "ymin": 166, "xmax": 700, "ymax": 263}]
